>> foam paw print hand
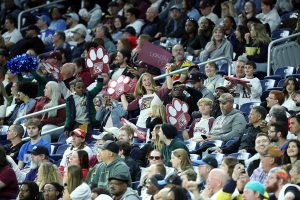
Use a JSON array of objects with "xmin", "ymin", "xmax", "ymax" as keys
[
  {"xmin": 42, "ymin": 60, "xmax": 61, "ymax": 80},
  {"xmin": 85, "ymin": 46, "xmax": 110, "ymax": 76},
  {"xmin": 107, "ymin": 75, "xmax": 131, "ymax": 100},
  {"xmin": 166, "ymin": 98, "xmax": 191, "ymax": 131}
]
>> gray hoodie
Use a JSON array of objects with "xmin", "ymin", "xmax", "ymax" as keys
[
  {"xmin": 209, "ymin": 108, "xmax": 246, "ymax": 141},
  {"xmin": 119, "ymin": 187, "xmax": 139, "ymax": 200}
]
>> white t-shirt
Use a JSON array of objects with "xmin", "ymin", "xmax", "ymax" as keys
[
  {"xmin": 2, "ymin": 28, "xmax": 23, "ymax": 44},
  {"xmin": 70, "ymin": 182, "xmax": 91, "ymax": 200},
  {"xmin": 193, "ymin": 117, "xmax": 213, "ymax": 138},
  {"xmin": 237, "ymin": 77, "xmax": 262, "ymax": 106}
]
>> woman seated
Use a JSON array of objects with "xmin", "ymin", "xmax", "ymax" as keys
[
  {"xmin": 170, "ymin": 148, "xmax": 193, "ymax": 176},
  {"xmin": 199, "ymin": 25, "xmax": 233, "ymax": 62},
  {"xmin": 282, "ymin": 77, "xmax": 300, "ymax": 113},
  {"xmin": 30, "ymin": 81, "xmax": 66, "ymax": 143},
  {"xmin": 204, "ymin": 62, "xmax": 224, "ymax": 93}
]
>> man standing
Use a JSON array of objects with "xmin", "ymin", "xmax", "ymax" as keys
[
  {"xmin": 17, "ymin": 118, "xmax": 51, "ymax": 169},
  {"xmin": 89, "ymin": 141, "xmax": 131, "ymax": 190},
  {"xmin": 208, "ymin": 93, "xmax": 247, "ymax": 142}
]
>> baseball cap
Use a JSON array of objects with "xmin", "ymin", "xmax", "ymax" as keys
[
  {"xmin": 237, "ymin": 55, "xmax": 248, "ymax": 63},
  {"xmin": 218, "ymin": 93, "xmax": 234, "ymax": 103},
  {"xmin": 149, "ymin": 174, "xmax": 165, "ymax": 190},
  {"xmin": 98, "ymin": 141, "xmax": 119, "ymax": 154},
  {"xmin": 122, "ymin": 26, "xmax": 136, "ymax": 36},
  {"xmin": 37, "ymin": 15, "xmax": 51, "ymax": 26},
  {"xmin": 108, "ymin": 174, "xmax": 129, "ymax": 183},
  {"xmin": 216, "ymin": 86, "xmax": 230, "ymax": 93},
  {"xmin": 63, "ymin": 13, "xmax": 79, "ymax": 21},
  {"xmin": 72, "ymin": 27, "xmax": 87, "ymax": 37},
  {"xmin": 188, "ymin": 71, "xmax": 207, "ymax": 82},
  {"xmin": 92, "ymin": 132, "xmax": 115, "ymax": 141},
  {"xmin": 193, "ymin": 156, "xmax": 218, "ymax": 168},
  {"xmin": 188, "ymin": 65, "xmax": 199, "ymax": 72},
  {"xmin": 244, "ymin": 181, "xmax": 266, "ymax": 197},
  {"xmin": 71, "ymin": 128, "xmax": 87, "ymax": 139},
  {"xmin": 31, "ymin": 145, "xmax": 49, "ymax": 157},
  {"xmin": 262, "ymin": 145, "xmax": 281, "ymax": 158},
  {"xmin": 103, "ymin": 127, "xmax": 120, "ymax": 138},
  {"xmin": 170, "ymin": 4, "xmax": 182, "ymax": 11},
  {"xmin": 157, "ymin": 173, "xmax": 182, "ymax": 186}
]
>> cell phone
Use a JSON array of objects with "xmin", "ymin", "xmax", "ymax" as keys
[{"xmin": 201, "ymin": 134, "xmax": 207, "ymax": 140}]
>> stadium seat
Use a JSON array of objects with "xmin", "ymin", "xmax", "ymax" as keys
[
  {"xmin": 260, "ymin": 79, "xmax": 276, "ymax": 91},
  {"xmin": 274, "ymin": 66, "xmax": 295, "ymax": 78},
  {"xmin": 218, "ymin": 63, "xmax": 229, "ymax": 76},
  {"xmin": 277, "ymin": 79, "xmax": 286, "ymax": 87},
  {"xmin": 55, "ymin": 144, "xmax": 69, "ymax": 155},
  {"xmin": 280, "ymin": 11, "xmax": 299, "ymax": 29},
  {"xmin": 261, "ymin": 90, "xmax": 270, "ymax": 102},
  {"xmin": 132, "ymin": 181, "xmax": 140, "ymax": 190},
  {"xmin": 240, "ymin": 102, "xmax": 261, "ymax": 122}
]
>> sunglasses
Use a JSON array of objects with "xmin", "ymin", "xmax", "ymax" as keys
[{"xmin": 148, "ymin": 156, "xmax": 161, "ymax": 160}]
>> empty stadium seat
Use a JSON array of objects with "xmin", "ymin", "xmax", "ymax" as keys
[
  {"xmin": 271, "ymin": 28, "xmax": 293, "ymax": 40},
  {"xmin": 55, "ymin": 144, "xmax": 69, "ymax": 155},
  {"xmin": 274, "ymin": 66, "xmax": 295, "ymax": 78},
  {"xmin": 277, "ymin": 79, "xmax": 286, "ymax": 87},
  {"xmin": 260, "ymin": 79, "xmax": 276, "ymax": 91}
]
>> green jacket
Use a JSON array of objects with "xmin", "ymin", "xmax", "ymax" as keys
[
  {"xmin": 89, "ymin": 156, "xmax": 132, "ymax": 190},
  {"xmin": 161, "ymin": 137, "xmax": 190, "ymax": 167}
]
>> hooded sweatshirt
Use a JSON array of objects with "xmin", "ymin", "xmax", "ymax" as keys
[
  {"xmin": 118, "ymin": 187, "xmax": 139, "ymax": 200},
  {"xmin": 209, "ymin": 108, "xmax": 246, "ymax": 141}
]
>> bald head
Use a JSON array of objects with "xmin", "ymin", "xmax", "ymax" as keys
[
  {"xmin": 206, "ymin": 168, "xmax": 229, "ymax": 193},
  {"xmin": 61, "ymin": 63, "xmax": 76, "ymax": 80}
]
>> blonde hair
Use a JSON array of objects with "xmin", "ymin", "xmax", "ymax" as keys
[
  {"xmin": 66, "ymin": 165, "xmax": 83, "ymax": 193},
  {"xmin": 251, "ymin": 23, "xmax": 271, "ymax": 45},
  {"xmin": 153, "ymin": 124, "xmax": 164, "ymax": 151},
  {"xmin": 221, "ymin": 1, "xmax": 237, "ymax": 18},
  {"xmin": 197, "ymin": 98, "xmax": 213, "ymax": 107},
  {"xmin": 172, "ymin": 149, "xmax": 192, "ymax": 171},
  {"xmin": 43, "ymin": 81, "xmax": 61, "ymax": 117},
  {"xmin": 36, "ymin": 162, "xmax": 62, "ymax": 190},
  {"xmin": 134, "ymin": 72, "xmax": 156, "ymax": 97},
  {"xmin": 151, "ymin": 104, "xmax": 167, "ymax": 123}
]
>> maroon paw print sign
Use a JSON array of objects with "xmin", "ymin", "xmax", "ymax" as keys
[
  {"xmin": 85, "ymin": 46, "xmax": 110, "ymax": 75},
  {"xmin": 42, "ymin": 60, "xmax": 60, "ymax": 80},
  {"xmin": 166, "ymin": 98, "xmax": 191, "ymax": 131},
  {"xmin": 107, "ymin": 75, "xmax": 131, "ymax": 100}
]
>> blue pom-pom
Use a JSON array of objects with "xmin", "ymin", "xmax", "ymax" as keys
[{"xmin": 7, "ymin": 54, "xmax": 39, "ymax": 75}]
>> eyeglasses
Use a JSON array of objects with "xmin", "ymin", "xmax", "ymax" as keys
[
  {"xmin": 148, "ymin": 156, "xmax": 161, "ymax": 160},
  {"xmin": 42, "ymin": 189, "xmax": 56, "ymax": 193}
]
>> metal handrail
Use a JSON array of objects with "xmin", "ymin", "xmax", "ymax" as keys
[
  {"xmin": 14, "ymin": 103, "xmax": 66, "ymax": 124},
  {"xmin": 153, "ymin": 57, "xmax": 232, "ymax": 80},
  {"xmin": 17, "ymin": 0, "xmax": 65, "ymax": 31},
  {"xmin": 267, "ymin": 32, "xmax": 300, "ymax": 76}
]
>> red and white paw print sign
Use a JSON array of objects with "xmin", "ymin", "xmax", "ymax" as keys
[
  {"xmin": 166, "ymin": 98, "xmax": 191, "ymax": 131},
  {"xmin": 42, "ymin": 60, "xmax": 60, "ymax": 80},
  {"xmin": 85, "ymin": 46, "xmax": 110, "ymax": 75},
  {"xmin": 107, "ymin": 75, "xmax": 131, "ymax": 100}
]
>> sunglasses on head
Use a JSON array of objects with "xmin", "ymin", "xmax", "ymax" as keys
[{"xmin": 148, "ymin": 156, "xmax": 161, "ymax": 160}]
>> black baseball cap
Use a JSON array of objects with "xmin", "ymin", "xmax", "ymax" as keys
[
  {"xmin": 98, "ymin": 141, "xmax": 119, "ymax": 154},
  {"xmin": 31, "ymin": 145, "xmax": 49, "ymax": 157},
  {"xmin": 188, "ymin": 71, "xmax": 207, "ymax": 82},
  {"xmin": 157, "ymin": 173, "xmax": 182, "ymax": 186}
]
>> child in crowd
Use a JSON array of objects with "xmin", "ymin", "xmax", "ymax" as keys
[
  {"xmin": 186, "ymin": 98, "xmax": 215, "ymax": 141},
  {"xmin": 236, "ymin": 61, "xmax": 262, "ymax": 106},
  {"xmin": 146, "ymin": 104, "xmax": 167, "ymax": 141}
]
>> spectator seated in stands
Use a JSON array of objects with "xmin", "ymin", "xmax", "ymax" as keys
[
  {"xmin": 199, "ymin": 25, "xmax": 233, "ymax": 62},
  {"xmin": 73, "ymin": 57, "xmax": 94, "ymax": 87},
  {"xmin": 170, "ymin": 148, "xmax": 193, "ymax": 176},
  {"xmin": 59, "ymin": 128, "xmax": 93, "ymax": 169},
  {"xmin": 120, "ymin": 72, "xmax": 172, "ymax": 130},
  {"xmin": 68, "ymin": 149, "xmax": 89, "ymax": 180},
  {"xmin": 207, "ymin": 93, "xmax": 247, "ymax": 142},
  {"xmin": 108, "ymin": 174, "xmax": 139, "ymax": 200},
  {"xmin": 29, "ymin": 81, "xmax": 66, "ymax": 143},
  {"xmin": 268, "ymin": 121, "xmax": 288, "ymax": 152},
  {"xmin": 204, "ymin": 61, "xmax": 224, "ymax": 93},
  {"xmin": 3, "ymin": 124, "xmax": 25, "ymax": 163},
  {"xmin": 187, "ymin": 71, "xmax": 214, "ymax": 101},
  {"xmin": 186, "ymin": 98, "xmax": 215, "ymax": 141},
  {"xmin": 94, "ymin": 25, "xmax": 117, "ymax": 56},
  {"xmin": 117, "ymin": 141, "xmax": 141, "ymax": 182},
  {"xmin": 290, "ymin": 114, "xmax": 300, "ymax": 141},
  {"xmin": 256, "ymin": 0, "xmax": 281, "ymax": 32},
  {"xmin": 110, "ymin": 48, "xmax": 135, "ymax": 81},
  {"xmin": 17, "ymin": 118, "xmax": 51, "ymax": 170},
  {"xmin": 158, "ymin": 123, "xmax": 189, "ymax": 167},
  {"xmin": 70, "ymin": 27, "xmax": 87, "ymax": 59},
  {"xmin": 89, "ymin": 141, "xmax": 131, "ymax": 190},
  {"xmin": 282, "ymin": 77, "xmax": 300, "ymax": 113},
  {"xmin": 79, "ymin": 0, "xmax": 102, "ymax": 29},
  {"xmin": 198, "ymin": 0, "xmax": 219, "ymax": 25},
  {"xmin": 52, "ymin": 31, "xmax": 72, "ymax": 63},
  {"xmin": 48, "ymin": 7, "xmax": 67, "ymax": 31},
  {"xmin": 2, "ymin": 15, "xmax": 22, "ymax": 49},
  {"xmin": 235, "ymin": 61, "xmax": 262, "ymax": 106},
  {"xmin": 244, "ymin": 23, "xmax": 271, "ymax": 72},
  {"xmin": 282, "ymin": 139, "xmax": 300, "ymax": 166},
  {"xmin": 125, "ymin": 7, "xmax": 144, "ymax": 36},
  {"xmin": 63, "ymin": 12, "xmax": 87, "ymax": 42},
  {"xmin": 16, "ymin": 181, "xmax": 39, "ymax": 200},
  {"xmin": 36, "ymin": 15, "xmax": 55, "ymax": 51},
  {"xmin": 140, "ymin": 7, "xmax": 163, "ymax": 39},
  {"xmin": 265, "ymin": 90, "xmax": 285, "ymax": 113}
]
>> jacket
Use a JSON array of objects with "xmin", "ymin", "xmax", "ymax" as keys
[
  {"xmin": 200, "ymin": 39, "xmax": 233, "ymax": 62},
  {"xmin": 118, "ymin": 187, "xmax": 139, "ymax": 200},
  {"xmin": 64, "ymin": 77, "xmax": 103, "ymax": 132},
  {"xmin": 210, "ymin": 108, "xmax": 246, "ymax": 142},
  {"xmin": 89, "ymin": 156, "xmax": 132, "ymax": 190}
]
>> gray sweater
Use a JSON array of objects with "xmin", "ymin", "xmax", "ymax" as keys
[
  {"xmin": 209, "ymin": 108, "xmax": 246, "ymax": 141},
  {"xmin": 199, "ymin": 39, "xmax": 233, "ymax": 62}
]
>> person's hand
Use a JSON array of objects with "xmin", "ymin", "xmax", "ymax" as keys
[
  {"xmin": 187, "ymin": 181, "xmax": 199, "ymax": 194},
  {"xmin": 154, "ymin": 32, "xmax": 162, "ymax": 39},
  {"xmin": 202, "ymin": 187, "xmax": 214, "ymax": 198},
  {"xmin": 237, "ymin": 172, "xmax": 250, "ymax": 192},
  {"xmin": 128, "ymin": 67, "xmax": 140, "ymax": 77},
  {"xmin": 244, "ymin": 33, "xmax": 251, "ymax": 44},
  {"xmin": 232, "ymin": 163, "xmax": 245, "ymax": 181},
  {"xmin": 63, "ymin": 187, "xmax": 71, "ymax": 200},
  {"xmin": 207, "ymin": 43, "xmax": 216, "ymax": 53}
]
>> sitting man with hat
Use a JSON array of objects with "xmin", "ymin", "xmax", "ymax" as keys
[
  {"xmin": 89, "ymin": 141, "xmax": 131, "ymax": 190},
  {"xmin": 109, "ymin": 174, "xmax": 139, "ymax": 200},
  {"xmin": 188, "ymin": 71, "xmax": 214, "ymax": 101}
]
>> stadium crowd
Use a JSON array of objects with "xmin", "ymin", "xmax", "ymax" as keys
[{"xmin": 0, "ymin": 0, "xmax": 300, "ymax": 199}]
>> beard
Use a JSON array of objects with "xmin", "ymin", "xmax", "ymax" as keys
[
  {"xmin": 175, "ymin": 54, "xmax": 184, "ymax": 62},
  {"xmin": 30, "ymin": 161, "xmax": 39, "ymax": 169},
  {"xmin": 266, "ymin": 182, "xmax": 278, "ymax": 193}
]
